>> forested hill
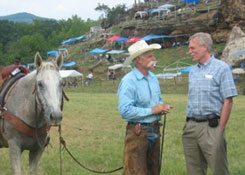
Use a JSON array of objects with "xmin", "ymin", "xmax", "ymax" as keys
[
  {"xmin": 0, "ymin": 15, "xmax": 98, "ymax": 66},
  {"xmin": 0, "ymin": 12, "xmax": 54, "ymax": 23}
]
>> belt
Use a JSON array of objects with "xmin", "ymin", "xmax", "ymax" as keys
[
  {"xmin": 186, "ymin": 117, "xmax": 208, "ymax": 122},
  {"xmin": 186, "ymin": 114, "xmax": 219, "ymax": 123},
  {"xmin": 128, "ymin": 121, "xmax": 159, "ymax": 127}
]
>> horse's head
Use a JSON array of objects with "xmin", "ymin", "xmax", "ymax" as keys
[{"xmin": 34, "ymin": 52, "xmax": 63, "ymax": 126}]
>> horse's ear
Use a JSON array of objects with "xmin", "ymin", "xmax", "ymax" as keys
[
  {"xmin": 56, "ymin": 54, "xmax": 63, "ymax": 69},
  {"xmin": 34, "ymin": 52, "xmax": 43, "ymax": 69}
]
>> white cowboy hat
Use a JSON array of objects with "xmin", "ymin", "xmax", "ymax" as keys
[{"xmin": 123, "ymin": 40, "xmax": 161, "ymax": 66}]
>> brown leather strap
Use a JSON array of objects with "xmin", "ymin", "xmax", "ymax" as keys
[
  {"xmin": 1, "ymin": 110, "xmax": 50, "ymax": 137},
  {"xmin": 62, "ymin": 89, "xmax": 69, "ymax": 101}
]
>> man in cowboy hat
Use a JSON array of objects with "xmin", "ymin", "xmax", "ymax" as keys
[{"xmin": 117, "ymin": 40, "xmax": 173, "ymax": 175}]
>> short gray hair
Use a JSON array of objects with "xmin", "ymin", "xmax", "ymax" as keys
[
  {"xmin": 134, "ymin": 51, "xmax": 148, "ymax": 66},
  {"xmin": 189, "ymin": 32, "xmax": 213, "ymax": 53}
]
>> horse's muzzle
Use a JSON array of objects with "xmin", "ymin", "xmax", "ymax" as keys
[{"xmin": 49, "ymin": 111, "xmax": 63, "ymax": 125}]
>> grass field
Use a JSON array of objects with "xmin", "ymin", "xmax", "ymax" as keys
[{"xmin": 0, "ymin": 92, "xmax": 244, "ymax": 175}]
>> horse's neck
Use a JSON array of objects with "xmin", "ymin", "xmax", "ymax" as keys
[{"xmin": 5, "ymin": 71, "xmax": 45, "ymax": 127}]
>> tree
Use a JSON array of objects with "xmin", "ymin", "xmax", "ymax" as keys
[
  {"xmin": 95, "ymin": 3, "xmax": 110, "ymax": 17},
  {"xmin": 107, "ymin": 4, "xmax": 127, "ymax": 26},
  {"xmin": 95, "ymin": 3, "xmax": 127, "ymax": 27},
  {"xmin": 5, "ymin": 33, "xmax": 48, "ymax": 64},
  {"xmin": 0, "ymin": 15, "xmax": 97, "ymax": 65}
]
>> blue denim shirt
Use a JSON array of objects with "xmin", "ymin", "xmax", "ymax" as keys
[
  {"xmin": 187, "ymin": 56, "xmax": 238, "ymax": 117},
  {"xmin": 117, "ymin": 67, "xmax": 163, "ymax": 123}
]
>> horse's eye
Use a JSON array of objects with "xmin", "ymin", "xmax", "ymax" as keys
[{"xmin": 38, "ymin": 82, "xmax": 43, "ymax": 89}]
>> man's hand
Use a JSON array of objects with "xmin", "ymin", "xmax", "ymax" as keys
[{"xmin": 152, "ymin": 104, "xmax": 173, "ymax": 115}]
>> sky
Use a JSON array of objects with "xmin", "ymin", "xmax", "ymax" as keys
[{"xmin": 0, "ymin": 0, "xmax": 134, "ymax": 21}]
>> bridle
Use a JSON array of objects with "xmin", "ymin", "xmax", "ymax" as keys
[{"xmin": 32, "ymin": 67, "xmax": 68, "ymax": 148}]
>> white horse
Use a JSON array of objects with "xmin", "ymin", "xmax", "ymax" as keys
[{"xmin": 0, "ymin": 52, "xmax": 64, "ymax": 175}]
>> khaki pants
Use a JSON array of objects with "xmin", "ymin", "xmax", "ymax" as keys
[
  {"xmin": 123, "ymin": 124, "xmax": 160, "ymax": 175},
  {"xmin": 182, "ymin": 120, "xmax": 229, "ymax": 175}
]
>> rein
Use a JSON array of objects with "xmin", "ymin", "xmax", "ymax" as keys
[
  {"xmin": 58, "ymin": 126, "xmax": 123, "ymax": 174},
  {"xmin": 56, "ymin": 90, "xmax": 123, "ymax": 174},
  {"xmin": 57, "ymin": 113, "xmax": 167, "ymax": 175},
  {"xmin": 159, "ymin": 114, "xmax": 167, "ymax": 175}
]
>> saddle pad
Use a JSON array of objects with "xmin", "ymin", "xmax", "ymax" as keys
[{"xmin": 0, "ymin": 73, "xmax": 25, "ymax": 107}]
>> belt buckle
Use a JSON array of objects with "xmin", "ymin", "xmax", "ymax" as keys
[{"xmin": 135, "ymin": 123, "xmax": 141, "ymax": 135}]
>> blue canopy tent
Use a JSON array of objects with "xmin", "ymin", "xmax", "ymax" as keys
[
  {"xmin": 63, "ymin": 61, "xmax": 76, "ymax": 67},
  {"xmin": 61, "ymin": 38, "xmax": 75, "ymax": 45},
  {"xmin": 88, "ymin": 48, "xmax": 108, "ymax": 54},
  {"xmin": 183, "ymin": 0, "xmax": 199, "ymax": 3},
  {"xmin": 141, "ymin": 34, "xmax": 168, "ymax": 41},
  {"xmin": 61, "ymin": 35, "xmax": 85, "ymax": 45},
  {"xmin": 115, "ymin": 37, "xmax": 128, "ymax": 42},
  {"xmin": 179, "ymin": 66, "xmax": 193, "ymax": 73},
  {"xmin": 47, "ymin": 50, "xmax": 58, "ymax": 57},
  {"xmin": 147, "ymin": 9, "xmax": 157, "ymax": 13}
]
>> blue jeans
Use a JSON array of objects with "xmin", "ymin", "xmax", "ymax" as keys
[{"xmin": 141, "ymin": 125, "xmax": 160, "ymax": 149}]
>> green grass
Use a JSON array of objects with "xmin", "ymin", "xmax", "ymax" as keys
[{"xmin": 0, "ymin": 92, "xmax": 244, "ymax": 175}]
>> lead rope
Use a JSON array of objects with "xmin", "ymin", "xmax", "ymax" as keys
[
  {"xmin": 58, "ymin": 90, "xmax": 122, "ymax": 174},
  {"xmin": 59, "ymin": 125, "xmax": 63, "ymax": 175},
  {"xmin": 159, "ymin": 114, "xmax": 167, "ymax": 175},
  {"xmin": 59, "ymin": 89, "xmax": 66, "ymax": 175},
  {"xmin": 60, "ymin": 136, "xmax": 123, "ymax": 174}
]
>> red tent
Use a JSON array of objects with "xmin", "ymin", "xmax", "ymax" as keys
[
  {"xmin": 125, "ymin": 37, "xmax": 140, "ymax": 43},
  {"xmin": 107, "ymin": 35, "xmax": 121, "ymax": 42}
]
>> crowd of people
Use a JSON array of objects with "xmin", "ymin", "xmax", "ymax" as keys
[{"xmin": 62, "ymin": 79, "xmax": 78, "ymax": 88}]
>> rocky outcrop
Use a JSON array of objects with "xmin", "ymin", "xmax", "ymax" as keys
[
  {"xmin": 221, "ymin": 26, "xmax": 245, "ymax": 66},
  {"xmin": 220, "ymin": 0, "xmax": 245, "ymax": 27},
  {"xmin": 120, "ymin": 0, "xmax": 245, "ymax": 43},
  {"xmin": 212, "ymin": 0, "xmax": 245, "ymax": 42}
]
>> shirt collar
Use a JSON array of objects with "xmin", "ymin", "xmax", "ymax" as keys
[
  {"xmin": 197, "ymin": 55, "xmax": 214, "ymax": 68},
  {"xmin": 133, "ymin": 67, "xmax": 153, "ymax": 80}
]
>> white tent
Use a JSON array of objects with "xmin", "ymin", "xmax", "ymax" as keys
[
  {"xmin": 156, "ymin": 72, "xmax": 181, "ymax": 79},
  {"xmin": 108, "ymin": 64, "xmax": 132, "ymax": 70},
  {"xmin": 107, "ymin": 50, "xmax": 125, "ymax": 54},
  {"xmin": 230, "ymin": 50, "xmax": 245, "ymax": 56},
  {"xmin": 159, "ymin": 3, "xmax": 175, "ymax": 10},
  {"xmin": 232, "ymin": 68, "xmax": 245, "ymax": 74},
  {"xmin": 135, "ymin": 11, "xmax": 148, "ymax": 19},
  {"xmin": 59, "ymin": 70, "xmax": 83, "ymax": 78},
  {"xmin": 108, "ymin": 64, "xmax": 124, "ymax": 70}
]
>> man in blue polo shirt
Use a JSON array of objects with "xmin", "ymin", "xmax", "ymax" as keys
[
  {"xmin": 118, "ymin": 40, "xmax": 173, "ymax": 175},
  {"xmin": 182, "ymin": 32, "xmax": 237, "ymax": 175}
]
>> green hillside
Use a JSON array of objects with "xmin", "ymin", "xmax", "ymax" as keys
[{"xmin": 61, "ymin": 42, "xmax": 245, "ymax": 95}]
